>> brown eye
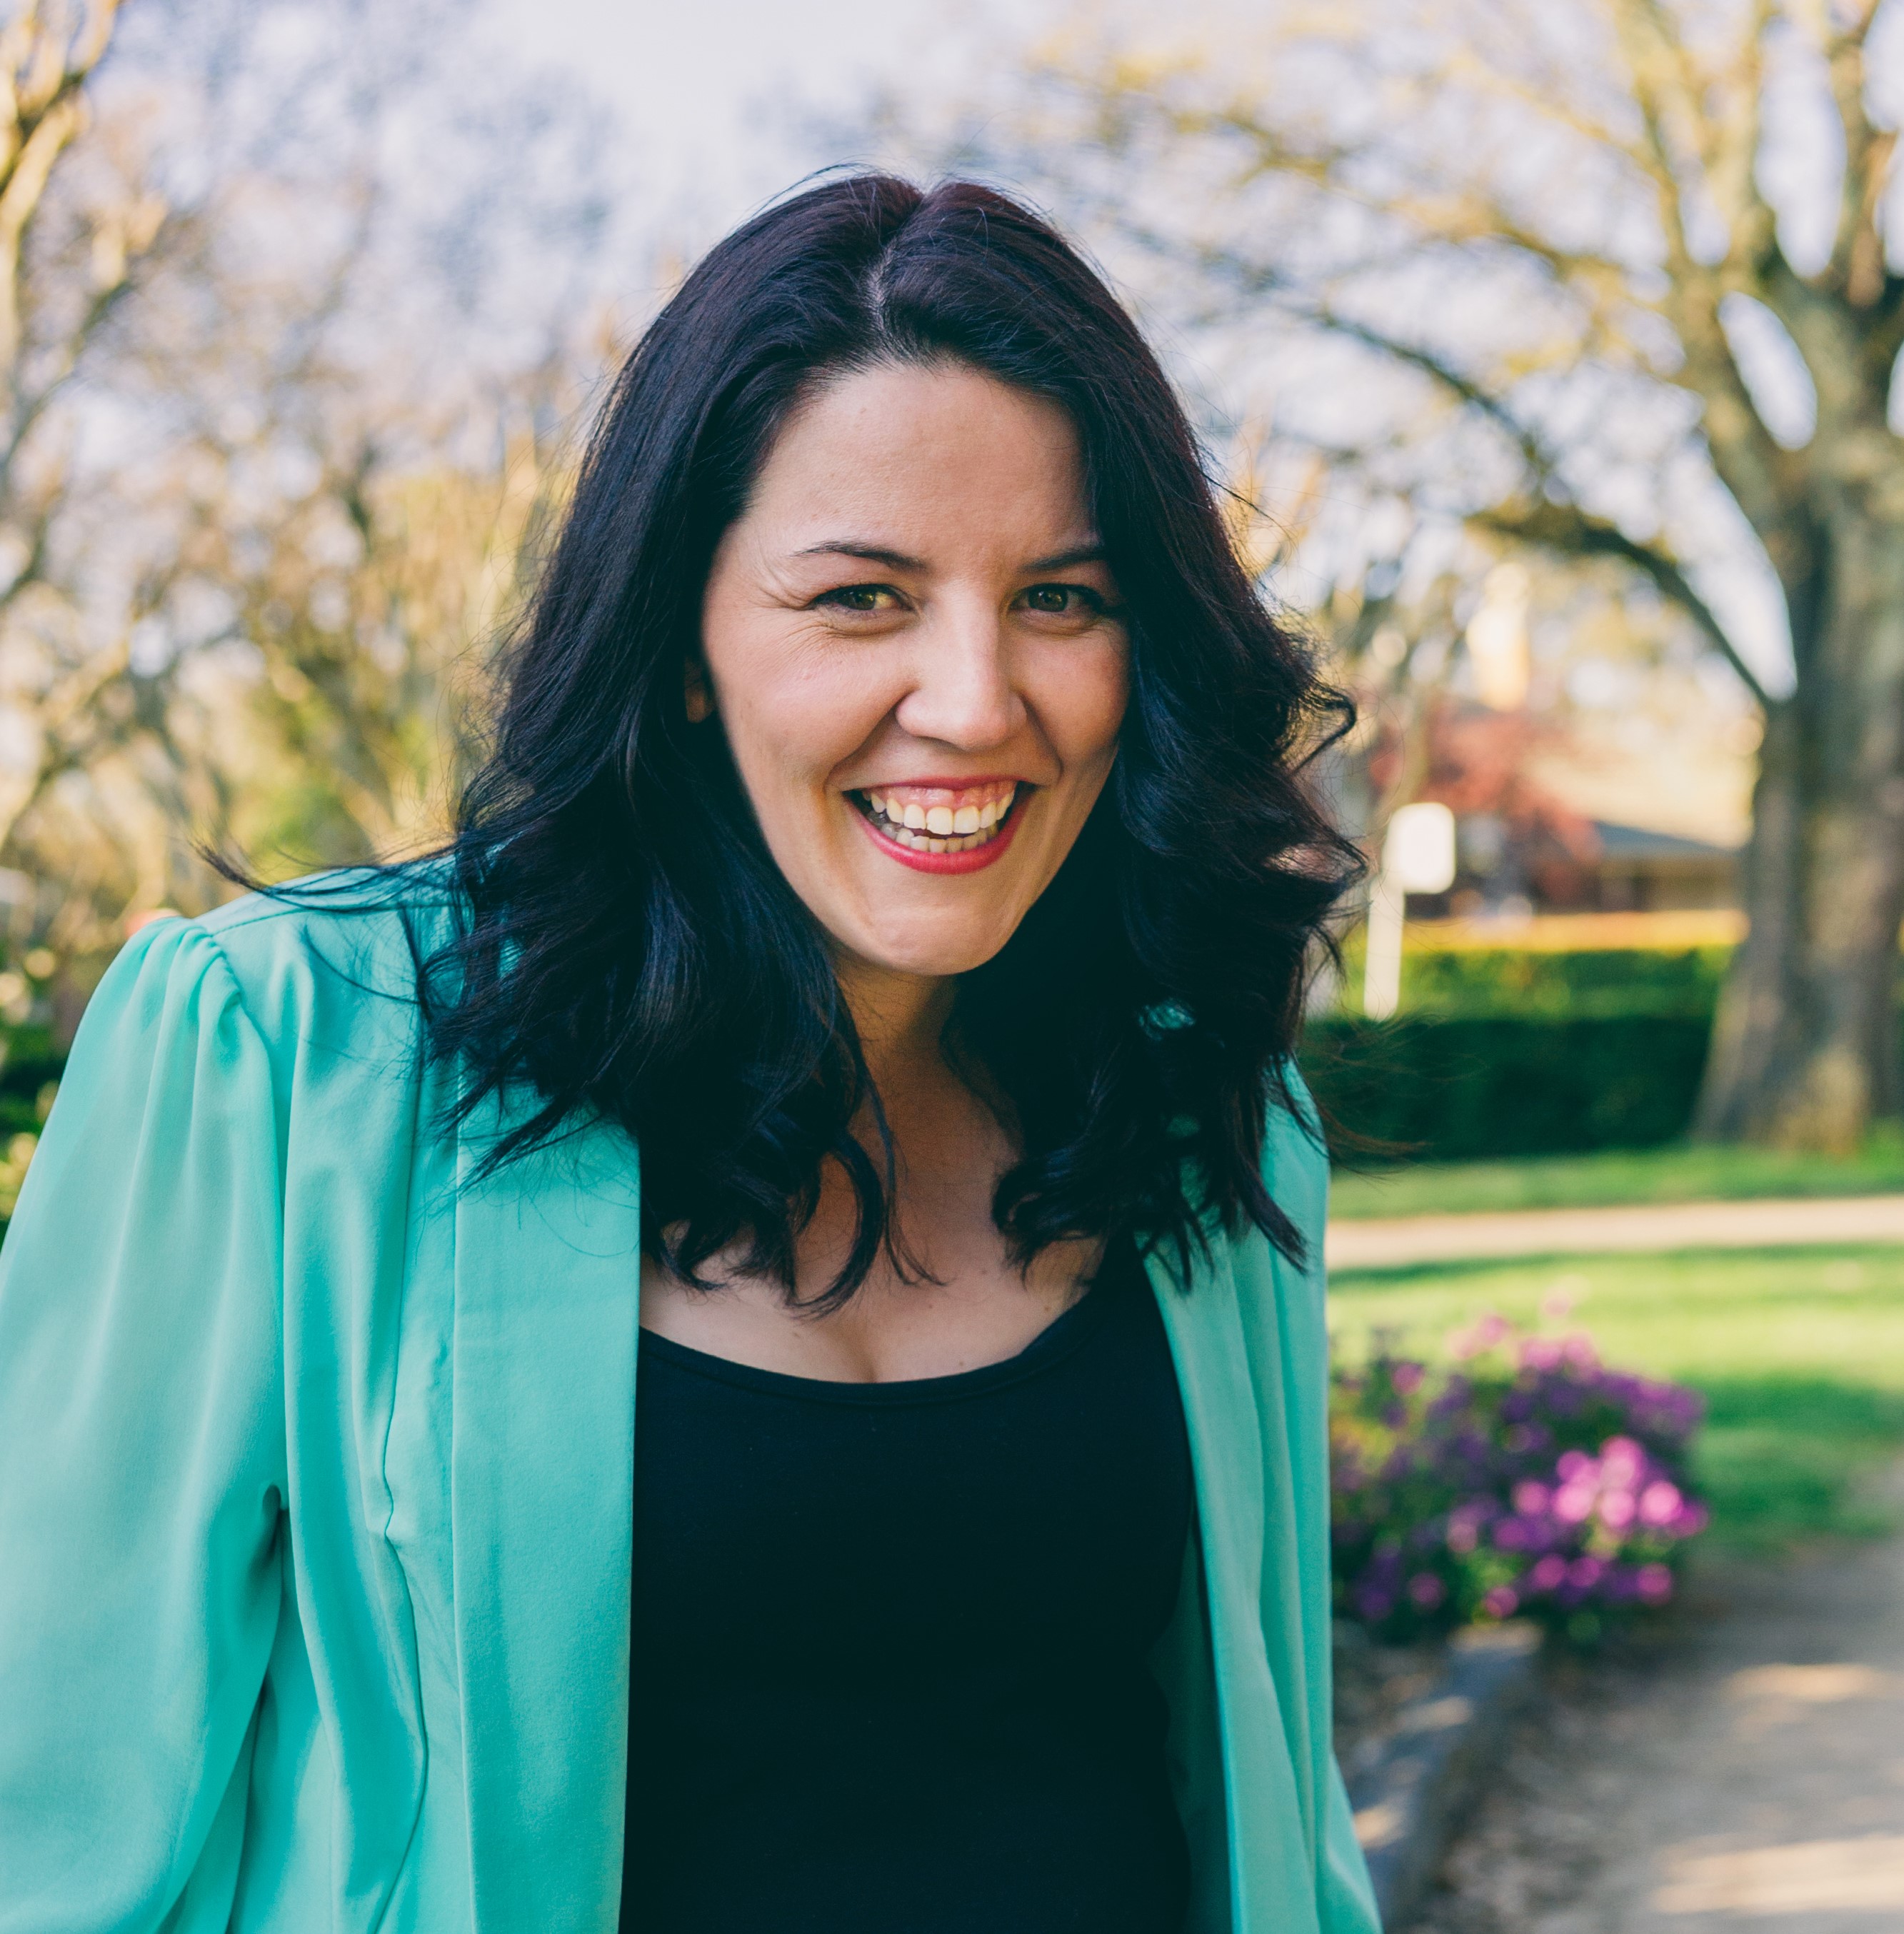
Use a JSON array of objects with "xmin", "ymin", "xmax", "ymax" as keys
[
  {"xmin": 1019, "ymin": 584, "xmax": 1101, "ymax": 617},
  {"xmin": 816, "ymin": 584, "xmax": 901, "ymax": 613}
]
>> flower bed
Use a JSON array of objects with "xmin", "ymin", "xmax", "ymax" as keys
[{"xmin": 1331, "ymin": 1317, "xmax": 1709, "ymax": 1646}]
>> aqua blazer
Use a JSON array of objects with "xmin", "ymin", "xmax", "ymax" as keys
[{"xmin": 0, "ymin": 889, "xmax": 1380, "ymax": 1934}]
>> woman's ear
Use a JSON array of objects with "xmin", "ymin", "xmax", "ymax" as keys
[{"xmin": 683, "ymin": 658, "xmax": 716, "ymax": 723}]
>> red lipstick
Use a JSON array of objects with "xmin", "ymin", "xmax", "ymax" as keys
[{"xmin": 851, "ymin": 786, "xmax": 1029, "ymax": 875}]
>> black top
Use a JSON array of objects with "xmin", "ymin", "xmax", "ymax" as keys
[{"xmin": 621, "ymin": 1242, "xmax": 1196, "ymax": 1933}]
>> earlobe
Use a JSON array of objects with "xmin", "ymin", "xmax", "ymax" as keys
[{"xmin": 684, "ymin": 660, "xmax": 716, "ymax": 723}]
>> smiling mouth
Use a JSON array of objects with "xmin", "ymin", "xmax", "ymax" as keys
[{"xmin": 851, "ymin": 781, "xmax": 1024, "ymax": 856}]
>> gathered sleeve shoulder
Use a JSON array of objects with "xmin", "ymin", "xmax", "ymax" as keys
[{"xmin": 0, "ymin": 917, "xmax": 289, "ymax": 1929}]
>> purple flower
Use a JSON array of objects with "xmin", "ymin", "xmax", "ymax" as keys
[
  {"xmin": 1351, "ymin": 1583, "xmax": 1396, "ymax": 1622},
  {"xmin": 1553, "ymin": 1483, "xmax": 1595, "ymax": 1524},
  {"xmin": 1635, "ymin": 1563, "xmax": 1674, "ymax": 1606},
  {"xmin": 1526, "ymin": 1553, "xmax": 1568, "ymax": 1593},
  {"xmin": 1638, "ymin": 1480, "xmax": 1683, "ymax": 1527},
  {"xmin": 1331, "ymin": 1318, "xmax": 1707, "ymax": 1645}
]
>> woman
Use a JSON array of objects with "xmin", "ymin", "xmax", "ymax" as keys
[{"xmin": 0, "ymin": 177, "xmax": 1378, "ymax": 1933}]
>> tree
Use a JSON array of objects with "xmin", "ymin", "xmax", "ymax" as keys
[
  {"xmin": 0, "ymin": 0, "xmax": 614, "ymax": 971},
  {"xmin": 974, "ymin": 0, "xmax": 1904, "ymax": 1148},
  {"xmin": 0, "ymin": 0, "xmax": 167, "ymax": 953}
]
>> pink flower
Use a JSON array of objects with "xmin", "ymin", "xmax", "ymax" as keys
[
  {"xmin": 1567, "ymin": 1555, "xmax": 1605, "ymax": 1589},
  {"xmin": 1527, "ymin": 1554, "xmax": 1567, "ymax": 1593},
  {"xmin": 1520, "ymin": 1338, "xmax": 1563, "ymax": 1371},
  {"xmin": 1598, "ymin": 1490, "xmax": 1636, "ymax": 1530},
  {"xmin": 1511, "ymin": 1481, "xmax": 1551, "ymax": 1515},
  {"xmin": 1636, "ymin": 1562, "xmax": 1673, "ymax": 1605},
  {"xmin": 1563, "ymin": 1333, "xmax": 1600, "ymax": 1369},
  {"xmin": 1451, "ymin": 1313, "xmax": 1512, "ymax": 1360},
  {"xmin": 1446, "ymin": 1519, "xmax": 1479, "ymax": 1555},
  {"xmin": 1407, "ymin": 1573, "xmax": 1446, "ymax": 1609},
  {"xmin": 1481, "ymin": 1585, "xmax": 1519, "ymax": 1618},
  {"xmin": 1391, "ymin": 1362, "xmax": 1425, "ymax": 1395},
  {"xmin": 1638, "ymin": 1480, "xmax": 1683, "ymax": 1527},
  {"xmin": 1600, "ymin": 1438, "xmax": 1645, "ymax": 1487},
  {"xmin": 1556, "ymin": 1449, "xmax": 1592, "ymax": 1482},
  {"xmin": 1553, "ymin": 1483, "xmax": 1595, "ymax": 1524}
]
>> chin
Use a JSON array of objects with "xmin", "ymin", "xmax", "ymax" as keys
[{"xmin": 848, "ymin": 911, "xmax": 1021, "ymax": 981}]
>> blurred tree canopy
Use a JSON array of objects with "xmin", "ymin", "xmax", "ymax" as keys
[
  {"xmin": 956, "ymin": 0, "xmax": 1904, "ymax": 1151},
  {"xmin": 0, "ymin": 0, "xmax": 609, "ymax": 1007}
]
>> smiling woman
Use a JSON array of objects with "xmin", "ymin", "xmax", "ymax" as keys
[
  {"xmin": 692, "ymin": 362, "xmax": 1126, "ymax": 969},
  {"xmin": 0, "ymin": 178, "xmax": 1379, "ymax": 1934}
]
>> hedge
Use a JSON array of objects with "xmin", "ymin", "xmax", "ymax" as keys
[
  {"xmin": 0, "ymin": 1024, "xmax": 60, "ymax": 1139},
  {"xmin": 1383, "ymin": 945, "xmax": 1728, "ymax": 1019},
  {"xmin": 1300, "ymin": 1011, "xmax": 1715, "ymax": 1163}
]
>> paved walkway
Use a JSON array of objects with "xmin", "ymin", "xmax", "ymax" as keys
[
  {"xmin": 1326, "ymin": 1194, "xmax": 1904, "ymax": 1273},
  {"xmin": 1420, "ymin": 1471, "xmax": 1904, "ymax": 1932}
]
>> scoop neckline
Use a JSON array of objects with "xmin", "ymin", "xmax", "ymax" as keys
[{"xmin": 635, "ymin": 1261, "xmax": 1131, "ymax": 1408}]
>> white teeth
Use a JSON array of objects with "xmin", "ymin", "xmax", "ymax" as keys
[{"xmin": 856, "ymin": 784, "xmax": 1023, "ymax": 853}]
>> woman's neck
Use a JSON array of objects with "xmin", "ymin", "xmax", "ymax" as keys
[{"xmin": 836, "ymin": 958, "xmax": 961, "ymax": 1110}]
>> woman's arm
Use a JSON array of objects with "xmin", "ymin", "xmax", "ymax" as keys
[{"xmin": 0, "ymin": 920, "xmax": 289, "ymax": 1932}]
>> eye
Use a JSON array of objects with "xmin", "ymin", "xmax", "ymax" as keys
[
  {"xmin": 813, "ymin": 583, "xmax": 905, "ymax": 614},
  {"xmin": 1017, "ymin": 583, "xmax": 1108, "ymax": 619}
]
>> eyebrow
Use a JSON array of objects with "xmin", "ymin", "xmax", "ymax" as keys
[{"xmin": 794, "ymin": 540, "xmax": 1110, "ymax": 573}]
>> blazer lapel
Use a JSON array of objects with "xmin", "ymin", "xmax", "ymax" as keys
[
  {"xmin": 1150, "ymin": 1229, "xmax": 1322, "ymax": 1933},
  {"xmin": 451, "ymin": 1103, "xmax": 642, "ymax": 1933}
]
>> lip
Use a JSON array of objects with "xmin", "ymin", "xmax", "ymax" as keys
[
  {"xmin": 849, "ymin": 785, "xmax": 1031, "ymax": 875},
  {"xmin": 853, "ymin": 773, "xmax": 1031, "ymax": 793}
]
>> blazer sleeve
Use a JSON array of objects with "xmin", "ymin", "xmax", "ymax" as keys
[{"xmin": 0, "ymin": 918, "xmax": 289, "ymax": 1932}]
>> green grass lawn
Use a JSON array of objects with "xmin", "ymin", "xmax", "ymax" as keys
[
  {"xmin": 1329, "ymin": 1130, "xmax": 1904, "ymax": 1221},
  {"xmin": 1328, "ymin": 1243, "xmax": 1904, "ymax": 1558}
]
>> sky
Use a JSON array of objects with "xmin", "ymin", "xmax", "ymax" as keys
[
  {"xmin": 486, "ymin": 0, "xmax": 1061, "ymax": 244},
  {"xmin": 476, "ymin": 0, "xmax": 1816, "ymax": 701}
]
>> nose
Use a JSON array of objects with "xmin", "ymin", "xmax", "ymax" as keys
[{"xmin": 892, "ymin": 598, "xmax": 1024, "ymax": 751}]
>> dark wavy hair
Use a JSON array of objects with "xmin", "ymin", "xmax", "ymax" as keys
[{"xmin": 406, "ymin": 174, "xmax": 1358, "ymax": 1302}]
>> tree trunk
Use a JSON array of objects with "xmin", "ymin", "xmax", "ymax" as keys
[{"xmin": 1698, "ymin": 501, "xmax": 1904, "ymax": 1150}]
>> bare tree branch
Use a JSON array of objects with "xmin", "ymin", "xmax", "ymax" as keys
[{"xmin": 1475, "ymin": 492, "xmax": 1770, "ymax": 706}]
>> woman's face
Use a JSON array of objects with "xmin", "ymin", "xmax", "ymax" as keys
[{"xmin": 698, "ymin": 360, "xmax": 1129, "ymax": 982}]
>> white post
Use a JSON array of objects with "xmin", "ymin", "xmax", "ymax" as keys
[
  {"xmin": 1363, "ymin": 802, "xmax": 1457, "ymax": 1022},
  {"xmin": 1363, "ymin": 868, "xmax": 1405, "ymax": 1020}
]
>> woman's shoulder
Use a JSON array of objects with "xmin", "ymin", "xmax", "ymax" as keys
[{"xmin": 111, "ymin": 863, "xmax": 460, "ymax": 1081}]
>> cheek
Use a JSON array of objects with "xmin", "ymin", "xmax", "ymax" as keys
[
  {"xmin": 710, "ymin": 634, "xmax": 888, "ymax": 798},
  {"xmin": 1039, "ymin": 643, "xmax": 1129, "ymax": 773}
]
